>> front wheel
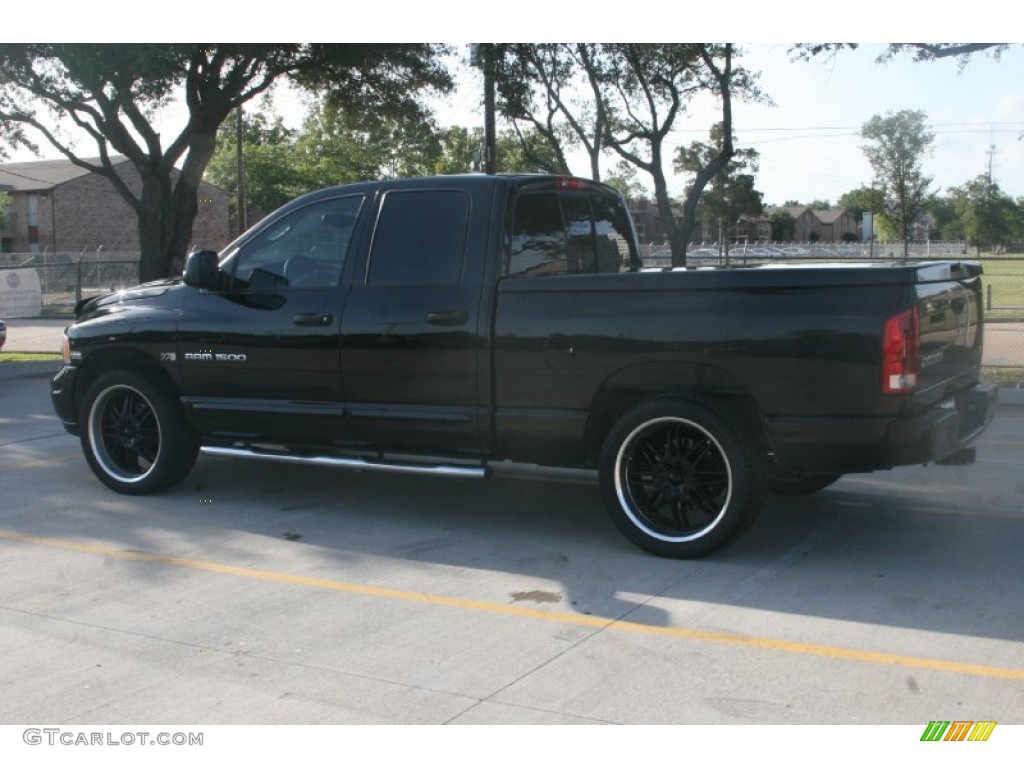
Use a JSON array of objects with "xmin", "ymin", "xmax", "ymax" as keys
[
  {"xmin": 598, "ymin": 398, "xmax": 765, "ymax": 558},
  {"xmin": 80, "ymin": 370, "xmax": 199, "ymax": 495}
]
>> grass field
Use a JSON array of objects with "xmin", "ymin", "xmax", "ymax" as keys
[
  {"xmin": 978, "ymin": 256, "xmax": 1024, "ymax": 320},
  {"xmin": 0, "ymin": 352, "xmax": 62, "ymax": 363}
]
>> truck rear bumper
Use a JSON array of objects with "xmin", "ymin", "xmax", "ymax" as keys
[{"xmin": 766, "ymin": 383, "xmax": 998, "ymax": 473}]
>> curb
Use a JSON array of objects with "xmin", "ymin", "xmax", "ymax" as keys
[{"xmin": 0, "ymin": 361, "xmax": 62, "ymax": 381}]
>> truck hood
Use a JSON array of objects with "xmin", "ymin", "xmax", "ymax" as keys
[{"xmin": 73, "ymin": 277, "xmax": 183, "ymax": 320}]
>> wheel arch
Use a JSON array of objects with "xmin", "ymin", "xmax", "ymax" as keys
[
  {"xmin": 585, "ymin": 362, "xmax": 769, "ymax": 466},
  {"xmin": 73, "ymin": 348, "xmax": 179, "ymax": 426}
]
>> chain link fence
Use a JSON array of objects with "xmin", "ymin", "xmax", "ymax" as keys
[
  {"xmin": 0, "ymin": 251, "xmax": 140, "ymax": 316},
  {"xmin": 639, "ymin": 240, "xmax": 971, "ymax": 267}
]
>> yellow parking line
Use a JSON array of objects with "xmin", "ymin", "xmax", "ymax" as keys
[{"xmin": 1, "ymin": 527, "xmax": 1022, "ymax": 683}]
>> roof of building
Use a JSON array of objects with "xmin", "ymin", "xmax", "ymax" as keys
[
  {"xmin": 0, "ymin": 156, "xmax": 131, "ymax": 192},
  {"xmin": 814, "ymin": 208, "xmax": 849, "ymax": 224}
]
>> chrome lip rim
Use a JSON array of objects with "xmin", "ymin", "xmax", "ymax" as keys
[
  {"xmin": 613, "ymin": 416, "xmax": 733, "ymax": 543},
  {"xmin": 87, "ymin": 384, "xmax": 162, "ymax": 484}
]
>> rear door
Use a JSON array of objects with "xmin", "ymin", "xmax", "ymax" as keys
[{"xmin": 339, "ymin": 184, "xmax": 491, "ymax": 456}]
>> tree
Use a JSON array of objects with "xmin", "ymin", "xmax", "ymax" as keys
[
  {"xmin": 593, "ymin": 44, "xmax": 761, "ymax": 267},
  {"xmin": 603, "ymin": 160, "xmax": 649, "ymax": 199},
  {"xmin": 493, "ymin": 44, "xmax": 589, "ymax": 178},
  {"xmin": 790, "ymin": 43, "xmax": 1010, "ymax": 66},
  {"xmin": 770, "ymin": 210, "xmax": 796, "ymax": 241},
  {"xmin": 861, "ymin": 109, "xmax": 935, "ymax": 258},
  {"xmin": 432, "ymin": 125, "xmax": 569, "ymax": 175},
  {"xmin": 293, "ymin": 101, "xmax": 443, "ymax": 188},
  {"xmin": 926, "ymin": 192, "xmax": 964, "ymax": 241},
  {"xmin": 0, "ymin": 44, "xmax": 450, "ymax": 281},
  {"xmin": 675, "ymin": 122, "xmax": 762, "ymax": 248},
  {"xmin": 204, "ymin": 98, "xmax": 306, "ymax": 229},
  {"xmin": 837, "ymin": 186, "xmax": 886, "ymax": 221},
  {"xmin": 492, "ymin": 44, "xmax": 761, "ymax": 267},
  {"xmin": 951, "ymin": 176, "xmax": 1021, "ymax": 254}
]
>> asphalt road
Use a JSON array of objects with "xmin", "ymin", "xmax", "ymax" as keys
[{"xmin": 1, "ymin": 370, "xmax": 1023, "ymax": 733}]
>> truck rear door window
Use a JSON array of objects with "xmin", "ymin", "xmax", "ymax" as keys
[{"xmin": 367, "ymin": 189, "xmax": 469, "ymax": 286}]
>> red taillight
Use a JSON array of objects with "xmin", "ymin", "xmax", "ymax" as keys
[
  {"xmin": 882, "ymin": 307, "xmax": 920, "ymax": 394},
  {"xmin": 555, "ymin": 176, "xmax": 590, "ymax": 190}
]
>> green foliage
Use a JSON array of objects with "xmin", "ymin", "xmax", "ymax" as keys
[
  {"xmin": 294, "ymin": 101, "xmax": 442, "ymax": 187},
  {"xmin": 949, "ymin": 176, "xmax": 1021, "ymax": 254},
  {"xmin": 0, "ymin": 44, "xmax": 452, "ymax": 279},
  {"xmin": 861, "ymin": 109, "xmax": 935, "ymax": 254},
  {"xmin": 928, "ymin": 193, "xmax": 965, "ymax": 240},
  {"xmin": 675, "ymin": 122, "xmax": 763, "ymax": 228},
  {"xmin": 492, "ymin": 44, "xmax": 579, "ymax": 177},
  {"xmin": 770, "ymin": 210, "xmax": 796, "ymax": 241},
  {"xmin": 603, "ymin": 160, "xmax": 649, "ymax": 199},
  {"xmin": 789, "ymin": 43, "xmax": 1009, "ymax": 67},
  {"xmin": 494, "ymin": 43, "xmax": 763, "ymax": 266},
  {"xmin": 205, "ymin": 100, "xmax": 306, "ymax": 225},
  {"xmin": 837, "ymin": 186, "xmax": 885, "ymax": 220},
  {"xmin": 0, "ymin": 191, "xmax": 9, "ymax": 231}
]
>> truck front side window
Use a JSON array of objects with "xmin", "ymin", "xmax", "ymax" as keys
[{"xmin": 232, "ymin": 196, "xmax": 364, "ymax": 290}]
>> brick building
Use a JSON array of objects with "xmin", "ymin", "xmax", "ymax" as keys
[{"xmin": 0, "ymin": 156, "xmax": 229, "ymax": 255}]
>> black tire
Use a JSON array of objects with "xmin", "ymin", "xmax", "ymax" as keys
[
  {"xmin": 766, "ymin": 471, "xmax": 842, "ymax": 496},
  {"xmin": 598, "ymin": 398, "xmax": 765, "ymax": 558},
  {"xmin": 79, "ymin": 370, "xmax": 199, "ymax": 495}
]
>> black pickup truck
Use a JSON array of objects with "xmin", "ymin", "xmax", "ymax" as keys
[{"xmin": 51, "ymin": 174, "xmax": 996, "ymax": 558}]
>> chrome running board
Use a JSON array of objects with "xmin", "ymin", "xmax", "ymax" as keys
[{"xmin": 200, "ymin": 445, "xmax": 489, "ymax": 479}]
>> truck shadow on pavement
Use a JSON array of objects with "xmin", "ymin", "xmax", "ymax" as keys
[
  {"xmin": 12, "ymin": 385, "xmax": 1024, "ymax": 648},
  {"xmin": 137, "ymin": 446, "xmax": 1024, "ymax": 646}
]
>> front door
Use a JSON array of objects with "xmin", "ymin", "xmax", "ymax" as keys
[{"xmin": 178, "ymin": 194, "xmax": 365, "ymax": 445}]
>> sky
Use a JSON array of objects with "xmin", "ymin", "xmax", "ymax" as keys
[
  {"xmin": 431, "ymin": 43, "xmax": 1024, "ymax": 206},
  {"xmin": 3, "ymin": 6, "xmax": 1021, "ymax": 209}
]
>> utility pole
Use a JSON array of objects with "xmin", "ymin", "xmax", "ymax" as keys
[
  {"xmin": 471, "ymin": 44, "xmax": 498, "ymax": 174},
  {"xmin": 986, "ymin": 124, "xmax": 997, "ymax": 185}
]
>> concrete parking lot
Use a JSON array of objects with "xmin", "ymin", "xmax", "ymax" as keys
[{"xmin": 1, "ymin": 369, "xmax": 1023, "ymax": 727}]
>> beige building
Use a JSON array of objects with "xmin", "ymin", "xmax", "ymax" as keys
[
  {"xmin": 0, "ymin": 156, "xmax": 229, "ymax": 255},
  {"xmin": 765, "ymin": 206, "xmax": 859, "ymax": 242}
]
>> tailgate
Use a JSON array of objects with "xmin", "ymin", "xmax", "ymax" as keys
[{"xmin": 914, "ymin": 261, "xmax": 984, "ymax": 399}]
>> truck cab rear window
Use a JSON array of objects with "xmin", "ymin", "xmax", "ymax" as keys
[{"xmin": 508, "ymin": 191, "xmax": 636, "ymax": 277}]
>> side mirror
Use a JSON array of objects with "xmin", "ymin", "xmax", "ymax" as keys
[{"xmin": 183, "ymin": 249, "xmax": 222, "ymax": 289}]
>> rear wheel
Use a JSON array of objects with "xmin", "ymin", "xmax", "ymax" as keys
[
  {"xmin": 80, "ymin": 370, "xmax": 199, "ymax": 495},
  {"xmin": 598, "ymin": 398, "xmax": 765, "ymax": 558},
  {"xmin": 767, "ymin": 471, "xmax": 842, "ymax": 496}
]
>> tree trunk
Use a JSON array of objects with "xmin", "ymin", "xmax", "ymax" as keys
[{"xmin": 134, "ymin": 132, "xmax": 217, "ymax": 283}]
